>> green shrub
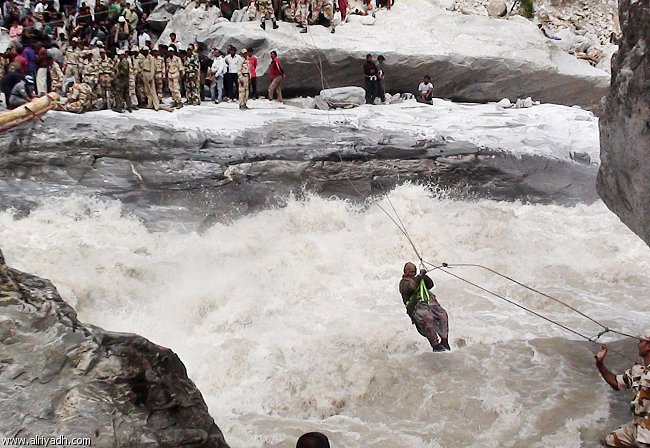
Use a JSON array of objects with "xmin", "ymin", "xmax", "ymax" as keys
[{"xmin": 520, "ymin": 0, "xmax": 534, "ymax": 18}]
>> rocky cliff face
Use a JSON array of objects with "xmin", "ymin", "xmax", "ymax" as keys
[
  {"xmin": 597, "ymin": 0, "xmax": 650, "ymax": 246},
  {"xmin": 152, "ymin": 0, "xmax": 609, "ymax": 109},
  {"xmin": 0, "ymin": 249, "xmax": 230, "ymax": 448}
]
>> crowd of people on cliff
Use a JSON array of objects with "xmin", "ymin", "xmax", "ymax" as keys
[
  {"xmin": 0, "ymin": 0, "xmax": 404, "ymax": 114},
  {"xmin": 0, "ymin": 22, "xmax": 287, "ymax": 112}
]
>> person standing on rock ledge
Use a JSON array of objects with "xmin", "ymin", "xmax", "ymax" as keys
[
  {"xmin": 238, "ymin": 48, "xmax": 251, "ymax": 110},
  {"xmin": 258, "ymin": 0, "xmax": 280, "ymax": 30},
  {"xmin": 224, "ymin": 46, "xmax": 242, "ymax": 102},
  {"xmin": 362, "ymin": 53, "xmax": 379, "ymax": 104},
  {"xmin": 595, "ymin": 329, "xmax": 650, "ymax": 448},
  {"xmin": 268, "ymin": 50, "xmax": 284, "ymax": 102},
  {"xmin": 376, "ymin": 54, "xmax": 386, "ymax": 102}
]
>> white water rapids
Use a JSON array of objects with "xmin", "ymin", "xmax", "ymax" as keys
[{"xmin": 1, "ymin": 184, "xmax": 649, "ymax": 447}]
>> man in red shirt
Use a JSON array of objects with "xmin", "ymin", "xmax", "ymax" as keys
[
  {"xmin": 248, "ymin": 48, "xmax": 258, "ymax": 99},
  {"xmin": 268, "ymin": 50, "xmax": 284, "ymax": 102}
]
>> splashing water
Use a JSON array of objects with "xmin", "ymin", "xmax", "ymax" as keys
[{"xmin": 1, "ymin": 184, "xmax": 648, "ymax": 447}]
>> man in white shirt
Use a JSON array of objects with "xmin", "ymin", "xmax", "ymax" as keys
[
  {"xmin": 209, "ymin": 49, "xmax": 226, "ymax": 103},
  {"xmin": 137, "ymin": 28, "xmax": 151, "ymax": 47},
  {"xmin": 223, "ymin": 46, "xmax": 242, "ymax": 101},
  {"xmin": 417, "ymin": 75, "xmax": 434, "ymax": 104},
  {"xmin": 33, "ymin": 0, "xmax": 47, "ymax": 14}
]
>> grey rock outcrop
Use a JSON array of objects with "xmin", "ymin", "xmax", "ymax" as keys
[
  {"xmin": 0, "ymin": 249, "xmax": 230, "ymax": 448},
  {"xmin": 0, "ymin": 106, "xmax": 600, "ymax": 229},
  {"xmin": 319, "ymin": 87, "xmax": 366, "ymax": 108},
  {"xmin": 154, "ymin": 3, "xmax": 223, "ymax": 46},
  {"xmin": 487, "ymin": 0, "xmax": 507, "ymax": 17},
  {"xmin": 159, "ymin": 5, "xmax": 609, "ymax": 108},
  {"xmin": 597, "ymin": 0, "xmax": 650, "ymax": 246},
  {"xmin": 147, "ymin": 0, "xmax": 186, "ymax": 31}
]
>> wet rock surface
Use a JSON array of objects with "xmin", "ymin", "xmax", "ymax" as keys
[
  {"xmin": 0, "ymin": 108, "xmax": 598, "ymax": 230},
  {"xmin": 0, "ymin": 249, "xmax": 230, "ymax": 448},
  {"xmin": 597, "ymin": 0, "xmax": 650, "ymax": 246}
]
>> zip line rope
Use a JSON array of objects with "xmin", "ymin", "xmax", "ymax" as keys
[
  {"xmin": 303, "ymin": 22, "xmax": 426, "ymax": 268},
  {"xmin": 436, "ymin": 262, "xmax": 639, "ymax": 340},
  {"xmin": 426, "ymin": 262, "xmax": 638, "ymax": 363},
  {"xmin": 301, "ymin": 21, "xmax": 640, "ymax": 360}
]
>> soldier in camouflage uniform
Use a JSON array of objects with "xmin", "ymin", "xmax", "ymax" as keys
[
  {"xmin": 48, "ymin": 57, "xmax": 64, "ymax": 94},
  {"xmin": 596, "ymin": 330, "xmax": 650, "ymax": 448},
  {"xmin": 184, "ymin": 46, "xmax": 201, "ymax": 106},
  {"xmin": 81, "ymin": 53, "xmax": 99, "ymax": 93},
  {"xmin": 138, "ymin": 46, "xmax": 159, "ymax": 110},
  {"xmin": 128, "ymin": 46, "xmax": 140, "ymax": 109},
  {"xmin": 112, "ymin": 50, "xmax": 133, "ymax": 113},
  {"xmin": 166, "ymin": 46, "xmax": 184, "ymax": 107},
  {"xmin": 136, "ymin": 46, "xmax": 147, "ymax": 107},
  {"xmin": 295, "ymin": 0, "xmax": 309, "ymax": 32},
  {"xmin": 152, "ymin": 48, "xmax": 165, "ymax": 101},
  {"xmin": 97, "ymin": 49, "xmax": 115, "ymax": 110},
  {"xmin": 257, "ymin": 0, "xmax": 279, "ymax": 30},
  {"xmin": 237, "ymin": 48, "xmax": 250, "ymax": 110},
  {"xmin": 65, "ymin": 81, "xmax": 95, "ymax": 113},
  {"xmin": 63, "ymin": 38, "xmax": 82, "ymax": 82}
]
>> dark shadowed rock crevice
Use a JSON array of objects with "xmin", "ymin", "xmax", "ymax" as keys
[
  {"xmin": 0, "ymin": 249, "xmax": 230, "ymax": 448},
  {"xmin": 597, "ymin": 0, "xmax": 650, "ymax": 246}
]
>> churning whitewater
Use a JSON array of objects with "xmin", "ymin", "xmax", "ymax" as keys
[{"xmin": 1, "ymin": 184, "xmax": 649, "ymax": 447}]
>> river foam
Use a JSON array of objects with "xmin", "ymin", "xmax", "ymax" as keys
[{"xmin": 1, "ymin": 184, "xmax": 648, "ymax": 447}]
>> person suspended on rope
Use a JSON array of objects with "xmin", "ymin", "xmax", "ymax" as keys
[
  {"xmin": 399, "ymin": 262, "xmax": 450, "ymax": 352},
  {"xmin": 595, "ymin": 329, "xmax": 650, "ymax": 448}
]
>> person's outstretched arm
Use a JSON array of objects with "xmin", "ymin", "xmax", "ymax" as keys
[{"xmin": 595, "ymin": 345, "xmax": 619, "ymax": 390}]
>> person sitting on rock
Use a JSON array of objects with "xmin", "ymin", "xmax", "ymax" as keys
[
  {"xmin": 416, "ymin": 75, "xmax": 434, "ymax": 104},
  {"xmin": 9, "ymin": 74, "xmax": 36, "ymax": 109},
  {"xmin": 64, "ymin": 80, "xmax": 95, "ymax": 113},
  {"xmin": 297, "ymin": 432, "xmax": 330, "ymax": 448},
  {"xmin": 354, "ymin": 0, "xmax": 373, "ymax": 16}
]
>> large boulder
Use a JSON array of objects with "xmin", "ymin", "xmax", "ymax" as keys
[
  {"xmin": 147, "ymin": 0, "xmax": 186, "ymax": 31},
  {"xmin": 0, "ymin": 249, "xmax": 230, "ymax": 448},
  {"xmin": 487, "ymin": 0, "xmax": 507, "ymax": 17},
  {"xmin": 155, "ymin": 3, "xmax": 223, "ymax": 46},
  {"xmin": 319, "ymin": 86, "xmax": 366, "ymax": 108},
  {"xmin": 174, "ymin": 0, "xmax": 609, "ymax": 108},
  {"xmin": 598, "ymin": 0, "xmax": 650, "ymax": 246}
]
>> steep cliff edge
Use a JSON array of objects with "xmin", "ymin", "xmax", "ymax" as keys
[{"xmin": 598, "ymin": 0, "xmax": 650, "ymax": 246}]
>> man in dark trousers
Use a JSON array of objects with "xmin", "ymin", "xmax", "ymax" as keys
[
  {"xmin": 399, "ymin": 262, "xmax": 450, "ymax": 352},
  {"xmin": 362, "ymin": 53, "xmax": 378, "ymax": 104},
  {"xmin": 376, "ymin": 54, "xmax": 386, "ymax": 102}
]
